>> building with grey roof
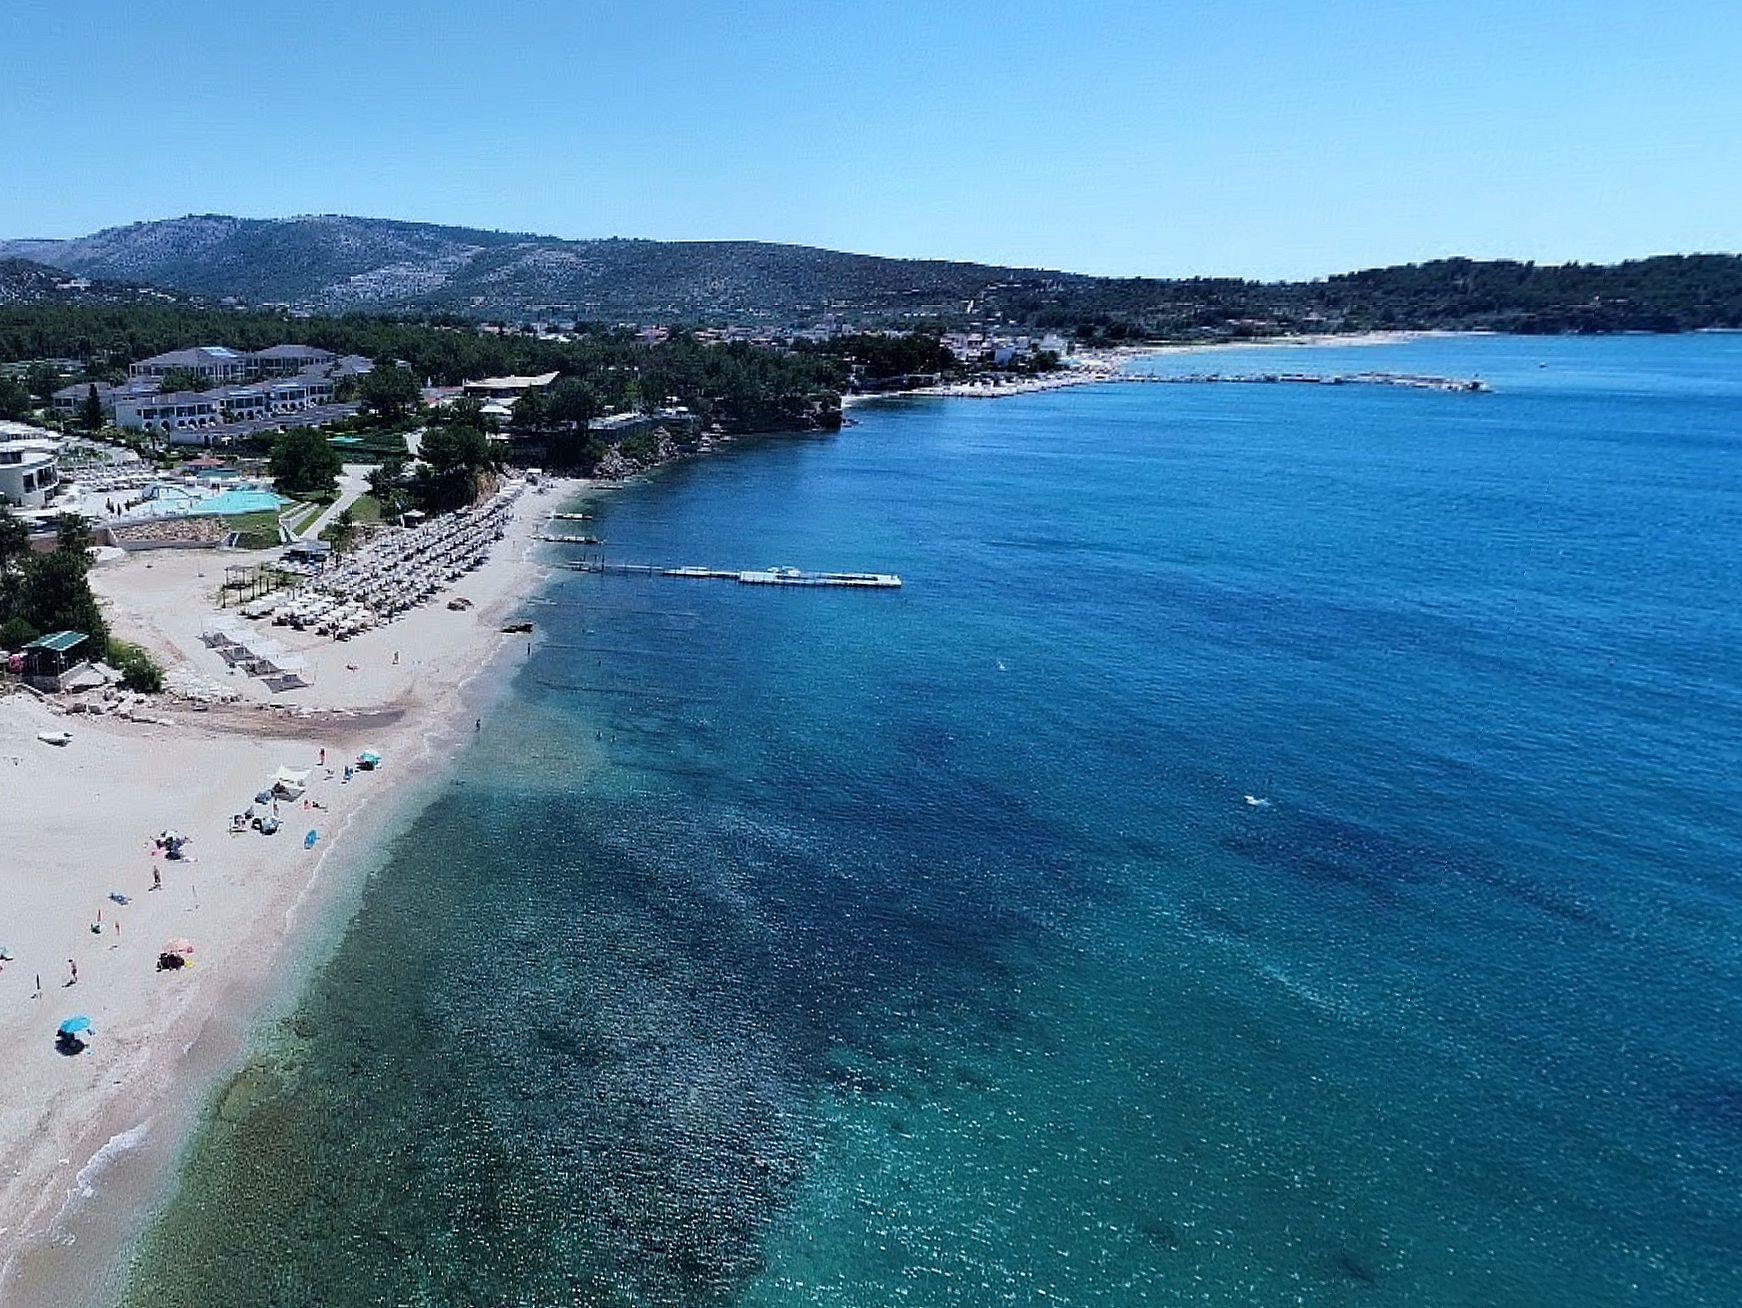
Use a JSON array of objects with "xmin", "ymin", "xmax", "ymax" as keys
[
  {"xmin": 129, "ymin": 345, "xmax": 254, "ymax": 383},
  {"xmin": 251, "ymin": 344, "xmax": 339, "ymax": 376}
]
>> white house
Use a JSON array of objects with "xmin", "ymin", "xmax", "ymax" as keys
[
  {"xmin": 461, "ymin": 371, "xmax": 560, "ymax": 402},
  {"xmin": 0, "ymin": 421, "xmax": 62, "ymax": 509}
]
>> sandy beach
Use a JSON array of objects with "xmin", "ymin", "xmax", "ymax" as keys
[{"xmin": 0, "ymin": 476, "xmax": 586, "ymax": 1301}]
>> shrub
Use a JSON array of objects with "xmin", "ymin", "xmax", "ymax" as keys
[
  {"xmin": 108, "ymin": 639, "xmax": 165, "ymax": 693},
  {"xmin": 0, "ymin": 615, "xmax": 40, "ymax": 651}
]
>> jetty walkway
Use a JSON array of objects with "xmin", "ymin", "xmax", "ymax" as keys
[{"xmin": 566, "ymin": 560, "xmax": 901, "ymax": 589}]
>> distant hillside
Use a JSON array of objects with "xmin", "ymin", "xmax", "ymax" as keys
[
  {"xmin": 0, "ymin": 256, "xmax": 187, "ymax": 307},
  {"xmin": 0, "ymin": 214, "xmax": 1087, "ymax": 323},
  {"xmin": 6, "ymin": 215, "xmax": 1741, "ymax": 335}
]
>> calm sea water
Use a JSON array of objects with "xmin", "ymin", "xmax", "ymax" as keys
[{"xmin": 126, "ymin": 335, "xmax": 1742, "ymax": 1306}]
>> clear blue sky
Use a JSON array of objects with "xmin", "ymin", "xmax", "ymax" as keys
[{"xmin": 4, "ymin": 0, "xmax": 1738, "ymax": 278}]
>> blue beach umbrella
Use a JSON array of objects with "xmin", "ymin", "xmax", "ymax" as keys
[{"xmin": 58, "ymin": 1016, "xmax": 92, "ymax": 1036}]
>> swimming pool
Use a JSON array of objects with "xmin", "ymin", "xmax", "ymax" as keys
[
  {"xmin": 200, "ymin": 489, "xmax": 287, "ymax": 515},
  {"xmin": 125, "ymin": 484, "xmax": 286, "ymax": 517}
]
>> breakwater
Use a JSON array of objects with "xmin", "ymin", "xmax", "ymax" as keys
[{"xmin": 1115, "ymin": 369, "xmax": 1488, "ymax": 392}]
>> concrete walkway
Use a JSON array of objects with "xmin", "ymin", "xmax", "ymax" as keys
[{"xmin": 298, "ymin": 464, "xmax": 372, "ymax": 540}]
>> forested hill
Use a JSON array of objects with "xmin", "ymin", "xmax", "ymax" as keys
[
  {"xmin": 4, "ymin": 215, "xmax": 1740, "ymax": 335},
  {"xmin": 0, "ymin": 215, "xmax": 1087, "ymax": 324},
  {"xmin": 0, "ymin": 257, "xmax": 189, "ymax": 308}
]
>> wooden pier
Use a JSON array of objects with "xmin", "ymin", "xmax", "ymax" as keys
[
  {"xmin": 567, "ymin": 560, "xmax": 902, "ymax": 589},
  {"xmin": 541, "ymin": 533, "xmax": 603, "ymax": 544}
]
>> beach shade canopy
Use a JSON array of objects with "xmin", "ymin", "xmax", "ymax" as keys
[
  {"xmin": 357, "ymin": 751, "xmax": 382, "ymax": 767},
  {"xmin": 163, "ymin": 938, "xmax": 195, "ymax": 957},
  {"xmin": 58, "ymin": 1016, "xmax": 92, "ymax": 1036}
]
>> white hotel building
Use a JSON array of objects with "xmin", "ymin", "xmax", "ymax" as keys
[{"xmin": 0, "ymin": 420, "xmax": 62, "ymax": 509}]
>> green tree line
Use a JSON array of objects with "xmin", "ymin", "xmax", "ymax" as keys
[{"xmin": 0, "ymin": 305, "xmax": 842, "ymax": 434}]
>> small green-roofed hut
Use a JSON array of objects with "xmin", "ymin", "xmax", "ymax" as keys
[{"xmin": 20, "ymin": 631, "xmax": 90, "ymax": 687}]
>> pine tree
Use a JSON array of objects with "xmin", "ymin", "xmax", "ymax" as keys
[{"xmin": 80, "ymin": 383, "xmax": 104, "ymax": 432}]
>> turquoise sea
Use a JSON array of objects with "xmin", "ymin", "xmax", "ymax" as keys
[{"xmin": 126, "ymin": 334, "xmax": 1742, "ymax": 1305}]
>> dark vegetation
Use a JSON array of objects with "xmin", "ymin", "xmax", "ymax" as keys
[
  {"xmin": 268, "ymin": 428, "xmax": 343, "ymax": 497},
  {"xmin": 1036, "ymin": 255, "xmax": 1742, "ymax": 340},
  {"xmin": 801, "ymin": 333, "xmax": 956, "ymax": 381}
]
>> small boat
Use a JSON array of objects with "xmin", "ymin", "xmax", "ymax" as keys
[{"xmin": 37, "ymin": 730, "xmax": 72, "ymax": 747}]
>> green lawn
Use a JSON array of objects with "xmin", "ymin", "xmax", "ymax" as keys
[
  {"xmin": 223, "ymin": 509, "xmax": 286, "ymax": 550},
  {"xmin": 347, "ymin": 494, "xmax": 384, "ymax": 524}
]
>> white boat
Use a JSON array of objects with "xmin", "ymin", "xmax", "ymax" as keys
[{"xmin": 37, "ymin": 731, "xmax": 72, "ymax": 747}]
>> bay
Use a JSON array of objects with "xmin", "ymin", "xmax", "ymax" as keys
[{"xmin": 128, "ymin": 333, "xmax": 1742, "ymax": 1306}]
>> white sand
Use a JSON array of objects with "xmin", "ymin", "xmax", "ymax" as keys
[{"xmin": 0, "ymin": 477, "xmax": 589, "ymax": 1295}]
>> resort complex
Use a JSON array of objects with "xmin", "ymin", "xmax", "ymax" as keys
[{"xmin": 53, "ymin": 344, "xmax": 372, "ymax": 443}]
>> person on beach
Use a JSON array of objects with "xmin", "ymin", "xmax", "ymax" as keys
[
  {"xmin": 66, "ymin": 959, "xmax": 77, "ymax": 986},
  {"xmin": 151, "ymin": 866, "xmax": 162, "ymax": 891},
  {"xmin": 319, "ymin": 747, "xmax": 326, "ymax": 766}
]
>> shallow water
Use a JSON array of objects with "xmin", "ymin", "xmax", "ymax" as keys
[{"xmin": 126, "ymin": 334, "xmax": 1742, "ymax": 1305}]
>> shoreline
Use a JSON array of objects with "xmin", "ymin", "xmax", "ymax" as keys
[
  {"xmin": 842, "ymin": 329, "xmax": 1476, "ymax": 405},
  {"xmin": 0, "ymin": 476, "xmax": 599, "ymax": 1305}
]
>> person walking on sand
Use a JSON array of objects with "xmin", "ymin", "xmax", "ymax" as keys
[
  {"xmin": 66, "ymin": 959, "xmax": 77, "ymax": 986},
  {"xmin": 151, "ymin": 865, "xmax": 162, "ymax": 891},
  {"xmin": 319, "ymin": 747, "xmax": 326, "ymax": 767}
]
